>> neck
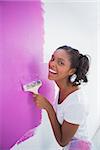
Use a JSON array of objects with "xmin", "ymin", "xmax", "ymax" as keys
[
  {"xmin": 56, "ymin": 80, "xmax": 79, "ymax": 104},
  {"xmin": 55, "ymin": 80, "xmax": 78, "ymax": 93}
]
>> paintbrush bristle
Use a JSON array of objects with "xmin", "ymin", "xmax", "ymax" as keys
[{"xmin": 23, "ymin": 80, "xmax": 42, "ymax": 92}]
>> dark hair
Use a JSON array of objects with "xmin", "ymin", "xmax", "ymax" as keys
[{"xmin": 56, "ymin": 45, "xmax": 90, "ymax": 86}]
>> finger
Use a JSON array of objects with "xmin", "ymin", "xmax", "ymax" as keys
[
  {"xmin": 33, "ymin": 94, "xmax": 36, "ymax": 98},
  {"xmin": 33, "ymin": 93, "xmax": 38, "ymax": 98}
]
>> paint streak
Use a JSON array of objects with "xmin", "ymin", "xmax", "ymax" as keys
[
  {"xmin": 68, "ymin": 138, "xmax": 92, "ymax": 150},
  {"xmin": 0, "ymin": 1, "xmax": 55, "ymax": 149}
]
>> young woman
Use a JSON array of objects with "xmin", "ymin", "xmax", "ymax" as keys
[{"xmin": 33, "ymin": 45, "xmax": 93, "ymax": 150}]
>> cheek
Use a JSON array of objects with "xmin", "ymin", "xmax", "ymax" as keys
[
  {"xmin": 58, "ymin": 66, "xmax": 68, "ymax": 74},
  {"xmin": 58, "ymin": 67, "xmax": 70, "ymax": 79}
]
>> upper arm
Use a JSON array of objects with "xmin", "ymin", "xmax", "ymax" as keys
[
  {"xmin": 60, "ymin": 120, "xmax": 79, "ymax": 147},
  {"xmin": 58, "ymin": 99, "xmax": 86, "ymax": 146},
  {"xmin": 60, "ymin": 103, "xmax": 85, "ymax": 146}
]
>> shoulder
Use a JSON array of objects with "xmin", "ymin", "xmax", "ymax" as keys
[
  {"xmin": 62, "ymin": 90, "xmax": 88, "ymax": 124},
  {"xmin": 65, "ymin": 89, "xmax": 87, "ymax": 106}
]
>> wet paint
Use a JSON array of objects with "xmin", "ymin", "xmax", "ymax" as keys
[{"xmin": 0, "ymin": 1, "xmax": 55, "ymax": 149}]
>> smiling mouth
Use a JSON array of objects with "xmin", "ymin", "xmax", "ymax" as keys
[{"xmin": 49, "ymin": 69, "xmax": 57, "ymax": 74}]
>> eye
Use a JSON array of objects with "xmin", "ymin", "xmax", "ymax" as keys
[
  {"xmin": 58, "ymin": 61, "xmax": 64, "ymax": 65},
  {"xmin": 50, "ymin": 56, "xmax": 54, "ymax": 61}
]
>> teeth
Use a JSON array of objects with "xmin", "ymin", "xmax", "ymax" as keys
[{"xmin": 49, "ymin": 69, "xmax": 57, "ymax": 74}]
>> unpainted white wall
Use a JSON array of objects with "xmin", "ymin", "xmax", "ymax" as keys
[{"xmin": 43, "ymin": 0, "xmax": 100, "ymax": 139}]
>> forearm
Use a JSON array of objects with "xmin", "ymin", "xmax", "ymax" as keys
[{"xmin": 46, "ymin": 104, "xmax": 63, "ymax": 147}]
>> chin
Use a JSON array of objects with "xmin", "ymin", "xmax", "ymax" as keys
[
  {"xmin": 48, "ymin": 76, "xmax": 59, "ymax": 82},
  {"xmin": 48, "ymin": 76, "xmax": 53, "ymax": 80},
  {"xmin": 48, "ymin": 74, "xmax": 56, "ymax": 80}
]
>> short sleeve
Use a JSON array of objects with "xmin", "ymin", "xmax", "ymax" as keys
[{"xmin": 63, "ymin": 103, "xmax": 85, "ymax": 125}]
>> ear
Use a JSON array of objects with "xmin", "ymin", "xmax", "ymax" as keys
[{"xmin": 68, "ymin": 68, "xmax": 76, "ymax": 76}]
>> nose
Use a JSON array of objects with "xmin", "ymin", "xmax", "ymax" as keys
[{"xmin": 49, "ymin": 60, "xmax": 56, "ymax": 69}]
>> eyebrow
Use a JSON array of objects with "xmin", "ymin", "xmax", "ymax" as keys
[{"xmin": 52, "ymin": 55, "xmax": 65, "ymax": 61}]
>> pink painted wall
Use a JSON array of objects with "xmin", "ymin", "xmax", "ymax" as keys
[{"xmin": 0, "ymin": 1, "xmax": 54, "ymax": 149}]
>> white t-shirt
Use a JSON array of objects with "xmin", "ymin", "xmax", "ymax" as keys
[{"xmin": 53, "ymin": 89, "xmax": 90, "ymax": 149}]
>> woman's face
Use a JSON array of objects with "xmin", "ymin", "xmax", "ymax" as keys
[{"xmin": 48, "ymin": 49, "xmax": 74, "ymax": 82}]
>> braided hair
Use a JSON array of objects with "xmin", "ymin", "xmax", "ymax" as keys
[{"xmin": 56, "ymin": 45, "xmax": 90, "ymax": 86}]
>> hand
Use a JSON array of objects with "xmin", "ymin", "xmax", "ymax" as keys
[{"xmin": 33, "ymin": 93, "xmax": 51, "ymax": 110}]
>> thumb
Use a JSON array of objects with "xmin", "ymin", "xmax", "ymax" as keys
[{"xmin": 33, "ymin": 93, "xmax": 38, "ymax": 98}]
